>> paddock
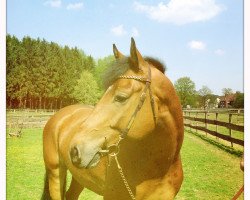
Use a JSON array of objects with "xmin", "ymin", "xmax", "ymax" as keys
[{"xmin": 6, "ymin": 127, "xmax": 243, "ymax": 199}]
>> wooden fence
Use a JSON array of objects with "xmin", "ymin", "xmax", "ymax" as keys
[
  {"xmin": 183, "ymin": 110, "xmax": 244, "ymax": 147},
  {"xmin": 7, "ymin": 111, "xmax": 54, "ymax": 137},
  {"xmin": 7, "ymin": 109, "xmax": 244, "ymax": 146}
]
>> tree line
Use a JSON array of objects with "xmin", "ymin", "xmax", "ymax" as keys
[
  {"xmin": 174, "ymin": 77, "xmax": 244, "ymax": 109},
  {"xmin": 6, "ymin": 34, "xmax": 114, "ymax": 109},
  {"xmin": 7, "ymin": 34, "xmax": 243, "ymax": 110}
]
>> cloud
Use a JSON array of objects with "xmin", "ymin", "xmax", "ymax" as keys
[
  {"xmin": 214, "ymin": 48, "xmax": 225, "ymax": 55},
  {"xmin": 44, "ymin": 0, "xmax": 62, "ymax": 8},
  {"xmin": 132, "ymin": 27, "xmax": 139, "ymax": 37},
  {"xmin": 188, "ymin": 40, "xmax": 206, "ymax": 50},
  {"xmin": 111, "ymin": 25, "xmax": 127, "ymax": 36},
  {"xmin": 133, "ymin": 0, "xmax": 225, "ymax": 25},
  {"xmin": 66, "ymin": 2, "xmax": 84, "ymax": 10}
]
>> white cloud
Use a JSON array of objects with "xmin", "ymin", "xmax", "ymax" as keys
[
  {"xmin": 214, "ymin": 48, "xmax": 225, "ymax": 55},
  {"xmin": 66, "ymin": 2, "xmax": 84, "ymax": 10},
  {"xmin": 44, "ymin": 0, "xmax": 62, "ymax": 8},
  {"xmin": 133, "ymin": 0, "xmax": 226, "ymax": 25},
  {"xmin": 131, "ymin": 27, "xmax": 139, "ymax": 37},
  {"xmin": 188, "ymin": 40, "xmax": 206, "ymax": 50},
  {"xmin": 111, "ymin": 25, "xmax": 127, "ymax": 36}
]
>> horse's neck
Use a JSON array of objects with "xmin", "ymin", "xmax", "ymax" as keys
[
  {"xmin": 104, "ymin": 124, "xmax": 175, "ymax": 198},
  {"xmin": 118, "ymin": 125, "xmax": 173, "ymax": 177}
]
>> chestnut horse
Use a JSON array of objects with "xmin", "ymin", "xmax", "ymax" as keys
[{"xmin": 42, "ymin": 38, "xmax": 184, "ymax": 200}]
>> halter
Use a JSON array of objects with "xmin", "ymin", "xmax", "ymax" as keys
[
  {"xmin": 100, "ymin": 65, "xmax": 157, "ymax": 155},
  {"xmin": 100, "ymin": 64, "xmax": 157, "ymax": 200},
  {"xmin": 117, "ymin": 66, "xmax": 156, "ymax": 139}
]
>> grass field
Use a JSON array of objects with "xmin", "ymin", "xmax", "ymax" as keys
[{"xmin": 7, "ymin": 128, "xmax": 244, "ymax": 200}]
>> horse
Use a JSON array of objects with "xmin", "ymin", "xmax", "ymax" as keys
[{"xmin": 42, "ymin": 38, "xmax": 184, "ymax": 200}]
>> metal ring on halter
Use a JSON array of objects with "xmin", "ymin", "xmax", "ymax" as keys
[
  {"xmin": 98, "ymin": 149, "xmax": 110, "ymax": 156},
  {"xmin": 98, "ymin": 144, "xmax": 120, "ymax": 156},
  {"xmin": 99, "ymin": 137, "xmax": 123, "ymax": 156},
  {"xmin": 107, "ymin": 144, "xmax": 120, "ymax": 157}
]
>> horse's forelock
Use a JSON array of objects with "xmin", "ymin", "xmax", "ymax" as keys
[{"xmin": 102, "ymin": 57, "xmax": 130, "ymax": 89}]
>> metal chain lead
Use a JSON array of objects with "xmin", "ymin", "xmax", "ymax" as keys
[{"xmin": 114, "ymin": 155, "xmax": 136, "ymax": 200}]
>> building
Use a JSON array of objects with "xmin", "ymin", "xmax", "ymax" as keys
[{"xmin": 218, "ymin": 94, "xmax": 236, "ymax": 108}]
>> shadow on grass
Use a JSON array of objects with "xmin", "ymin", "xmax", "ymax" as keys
[{"xmin": 185, "ymin": 129, "xmax": 243, "ymax": 157}]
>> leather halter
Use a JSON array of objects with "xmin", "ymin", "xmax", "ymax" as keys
[
  {"xmin": 117, "ymin": 65, "xmax": 156, "ymax": 139},
  {"xmin": 100, "ymin": 65, "xmax": 157, "ymax": 200},
  {"xmin": 100, "ymin": 64, "xmax": 157, "ymax": 156}
]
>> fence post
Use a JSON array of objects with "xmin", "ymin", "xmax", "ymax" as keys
[
  {"xmin": 205, "ymin": 111, "xmax": 207, "ymax": 136},
  {"xmin": 189, "ymin": 112, "xmax": 191, "ymax": 131},
  {"xmin": 183, "ymin": 111, "xmax": 186, "ymax": 129},
  {"xmin": 229, "ymin": 113, "xmax": 233, "ymax": 147},
  {"xmin": 196, "ymin": 112, "xmax": 198, "ymax": 133},
  {"xmin": 236, "ymin": 112, "xmax": 239, "ymax": 125},
  {"xmin": 215, "ymin": 112, "xmax": 218, "ymax": 140}
]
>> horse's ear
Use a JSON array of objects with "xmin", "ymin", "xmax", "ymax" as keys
[
  {"xmin": 113, "ymin": 44, "xmax": 124, "ymax": 59},
  {"xmin": 130, "ymin": 37, "xmax": 146, "ymax": 71}
]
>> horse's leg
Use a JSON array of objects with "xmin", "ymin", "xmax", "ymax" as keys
[
  {"xmin": 47, "ymin": 165, "xmax": 67, "ymax": 200},
  {"xmin": 65, "ymin": 177, "xmax": 84, "ymax": 200},
  {"xmin": 41, "ymin": 169, "xmax": 51, "ymax": 200}
]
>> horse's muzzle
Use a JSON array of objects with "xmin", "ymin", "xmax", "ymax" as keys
[{"xmin": 70, "ymin": 144, "xmax": 102, "ymax": 169}]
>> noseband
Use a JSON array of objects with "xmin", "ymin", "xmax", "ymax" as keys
[{"xmin": 100, "ymin": 65, "xmax": 157, "ymax": 200}]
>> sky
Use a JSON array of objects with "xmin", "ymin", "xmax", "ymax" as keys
[{"xmin": 7, "ymin": 0, "xmax": 244, "ymax": 95}]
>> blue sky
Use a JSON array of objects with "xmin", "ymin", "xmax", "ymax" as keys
[{"xmin": 7, "ymin": 0, "xmax": 243, "ymax": 95}]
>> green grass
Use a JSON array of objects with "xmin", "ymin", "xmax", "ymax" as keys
[
  {"xmin": 176, "ymin": 131, "xmax": 243, "ymax": 200},
  {"xmin": 6, "ymin": 128, "xmax": 100, "ymax": 200},
  {"xmin": 7, "ymin": 128, "xmax": 243, "ymax": 200}
]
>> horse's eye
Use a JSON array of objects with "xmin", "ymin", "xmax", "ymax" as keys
[{"xmin": 114, "ymin": 95, "xmax": 128, "ymax": 103}]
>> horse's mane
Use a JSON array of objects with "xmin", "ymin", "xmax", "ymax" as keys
[
  {"xmin": 144, "ymin": 57, "xmax": 166, "ymax": 74},
  {"xmin": 102, "ymin": 56, "xmax": 166, "ymax": 89}
]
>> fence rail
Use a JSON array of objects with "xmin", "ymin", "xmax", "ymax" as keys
[
  {"xmin": 183, "ymin": 108, "xmax": 244, "ymax": 114},
  {"xmin": 7, "ymin": 113, "xmax": 54, "ymax": 128},
  {"xmin": 184, "ymin": 116, "xmax": 244, "ymax": 132},
  {"xmin": 183, "ymin": 110, "xmax": 244, "ymax": 147}
]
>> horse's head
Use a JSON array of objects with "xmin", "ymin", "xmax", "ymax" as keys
[{"xmin": 69, "ymin": 38, "xmax": 183, "ymax": 169}]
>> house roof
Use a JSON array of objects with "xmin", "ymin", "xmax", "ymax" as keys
[{"xmin": 219, "ymin": 94, "xmax": 236, "ymax": 102}]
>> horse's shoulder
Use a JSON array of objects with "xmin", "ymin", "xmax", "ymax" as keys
[{"xmin": 44, "ymin": 104, "xmax": 93, "ymax": 132}]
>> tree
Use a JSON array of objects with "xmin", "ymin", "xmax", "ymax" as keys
[
  {"xmin": 233, "ymin": 92, "xmax": 244, "ymax": 108},
  {"xmin": 94, "ymin": 55, "xmax": 115, "ymax": 90},
  {"xmin": 222, "ymin": 88, "xmax": 234, "ymax": 108},
  {"xmin": 222, "ymin": 88, "xmax": 233, "ymax": 97},
  {"xmin": 6, "ymin": 35, "xmax": 23, "ymax": 108},
  {"xmin": 71, "ymin": 71, "xmax": 101, "ymax": 105},
  {"xmin": 174, "ymin": 77, "xmax": 196, "ymax": 108},
  {"xmin": 198, "ymin": 86, "xmax": 213, "ymax": 109},
  {"xmin": 6, "ymin": 34, "xmax": 97, "ymax": 109}
]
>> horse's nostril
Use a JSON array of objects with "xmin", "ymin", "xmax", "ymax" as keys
[{"xmin": 70, "ymin": 146, "xmax": 81, "ymax": 165}]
